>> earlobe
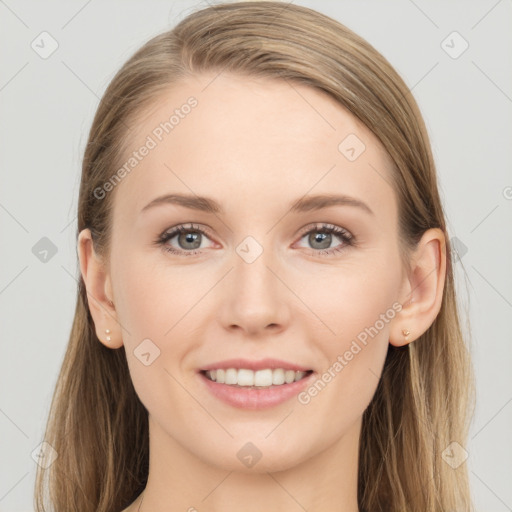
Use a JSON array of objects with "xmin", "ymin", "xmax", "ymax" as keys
[
  {"xmin": 389, "ymin": 228, "xmax": 447, "ymax": 347},
  {"xmin": 389, "ymin": 301, "xmax": 415, "ymax": 348},
  {"xmin": 77, "ymin": 229, "xmax": 123, "ymax": 349},
  {"xmin": 401, "ymin": 328, "xmax": 411, "ymax": 341}
]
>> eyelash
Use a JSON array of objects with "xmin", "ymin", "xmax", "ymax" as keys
[{"xmin": 155, "ymin": 222, "xmax": 355, "ymax": 257}]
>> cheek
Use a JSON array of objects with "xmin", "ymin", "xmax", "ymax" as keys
[
  {"xmin": 294, "ymin": 251, "xmax": 401, "ymax": 343},
  {"xmin": 113, "ymin": 250, "xmax": 208, "ymax": 342},
  {"xmin": 295, "ymin": 256, "xmax": 399, "ymax": 416},
  {"xmin": 112, "ymin": 252, "xmax": 211, "ymax": 399}
]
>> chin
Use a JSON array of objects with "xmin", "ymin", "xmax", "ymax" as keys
[{"xmin": 200, "ymin": 439, "xmax": 312, "ymax": 474}]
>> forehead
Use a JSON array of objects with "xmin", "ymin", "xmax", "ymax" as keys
[{"xmin": 111, "ymin": 72, "xmax": 397, "ymax": 225}]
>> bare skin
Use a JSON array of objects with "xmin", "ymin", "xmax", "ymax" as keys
[{"xmin": 78, "ymin": 72, "xmax": 446, "ymax": 512}]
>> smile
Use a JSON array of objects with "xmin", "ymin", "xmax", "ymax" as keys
[
  {"xmin": 202, "ymin": 368, "xmax": 313, "ymax": 388},
  {"xmin": 199, "ymin": 369, "xmax": 316, "ymax": 409}
]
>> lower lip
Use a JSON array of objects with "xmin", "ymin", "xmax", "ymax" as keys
[{"xmin": 198, "ymin": 371, "xmax": 315, "ymax": 410}]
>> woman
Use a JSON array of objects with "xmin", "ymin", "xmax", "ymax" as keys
[{"xmin": 35, "ymin": 2, "xmax": 475, "ymax": 511}]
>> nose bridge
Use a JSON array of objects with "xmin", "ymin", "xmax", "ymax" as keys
[
  {"xmin": 234, "ymin": 234, "xmax": 279, "ymax": 305},
  {"xmin": 220, "ymin": 233, "xmax": 289, "ymax": 334},
  {"xmin": 235, "ymin": 241, "xmax": 274, "ymax": 296}
]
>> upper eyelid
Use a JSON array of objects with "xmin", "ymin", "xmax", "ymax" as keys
[
  {"xmin": 297, "ymin": 222, "xmax": 352, "ymax": 237},
  {"xmin": 162, "ymin": 223, "xmax": 214, "ymax": 237}
]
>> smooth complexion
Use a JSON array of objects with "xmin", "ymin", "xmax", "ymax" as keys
[{"xmin": 78, "ymin": 72, "xmax": 446, "ymax": 512}]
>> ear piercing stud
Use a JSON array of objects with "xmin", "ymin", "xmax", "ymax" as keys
[
  {"xmin": 105, "ymin": 329, "xmax": 111, "ymax": 342},
  {"xmin": 401, "ymin": 329, "xmax": 410, "ymax": 339}
]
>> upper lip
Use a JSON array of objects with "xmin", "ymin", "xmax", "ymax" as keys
[{"xmin": 199, "ymin": 358, "xmax": 313, "ymax": 372}]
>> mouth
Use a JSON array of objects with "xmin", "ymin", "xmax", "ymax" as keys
[
  {"xmin": 198, "ymin": 367, "xmax": 316, "ymax": 409},
  {"xmin": 196, "ymin": 358, "xmax": 317, "ymax": 409},
  {"xmin": 199, "ymin": 368, "xmax": 315, "ymax": 389}
]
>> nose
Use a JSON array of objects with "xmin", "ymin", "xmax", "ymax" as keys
[{"xmin": 218, "ymin": 246, "xmax": 291, "ymax": 337}]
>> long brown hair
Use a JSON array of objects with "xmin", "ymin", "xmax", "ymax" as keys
[{"xmin": 35, "ymin": 2, "xmax": 475, "ymax": 511}]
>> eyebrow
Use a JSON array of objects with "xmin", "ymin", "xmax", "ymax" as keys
[{"xmin": 140, "ymin": 193, "xmax": 374, "ymax": 216}]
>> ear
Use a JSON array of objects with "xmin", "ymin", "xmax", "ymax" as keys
[
  {"xmin": 77, "ymin": 228, "xmax": 123, "ymax": 349},
  {"xmin": 389, "ymin": 228, "xmax": 447, "ymax": 347}
]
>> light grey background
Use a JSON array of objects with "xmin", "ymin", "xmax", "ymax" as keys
[{"xmin": 1, "ymin": 1, "xmax": 511, "ymax": 510}]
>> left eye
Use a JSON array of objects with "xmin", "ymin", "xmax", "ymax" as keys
[{"xmin": 294, "ymin": 223, "xmax": 354, "ymax": 255}]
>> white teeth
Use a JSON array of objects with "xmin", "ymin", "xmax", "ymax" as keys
[
  {"xmin": 272, "ymin": 368, "xmax": 285, "ymax": 385},
  {"xmin": 285, "ymin": 370, "xmax": 296, "ymax": 384},
  {"xmin": 225, "ymin": 368, "xmax": 238, "ymax": 385},
  {"xmin": 238, "ymin": 368, "xmax": 257, "ymax": 386},
  {"xmin": 204, "ymin": 368, "xmax": 309, "ymax": 387}
]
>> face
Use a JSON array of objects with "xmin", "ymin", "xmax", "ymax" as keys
[{"xmin": 100, "ymin": 72, "xmax": 408, "ymax": 472}]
